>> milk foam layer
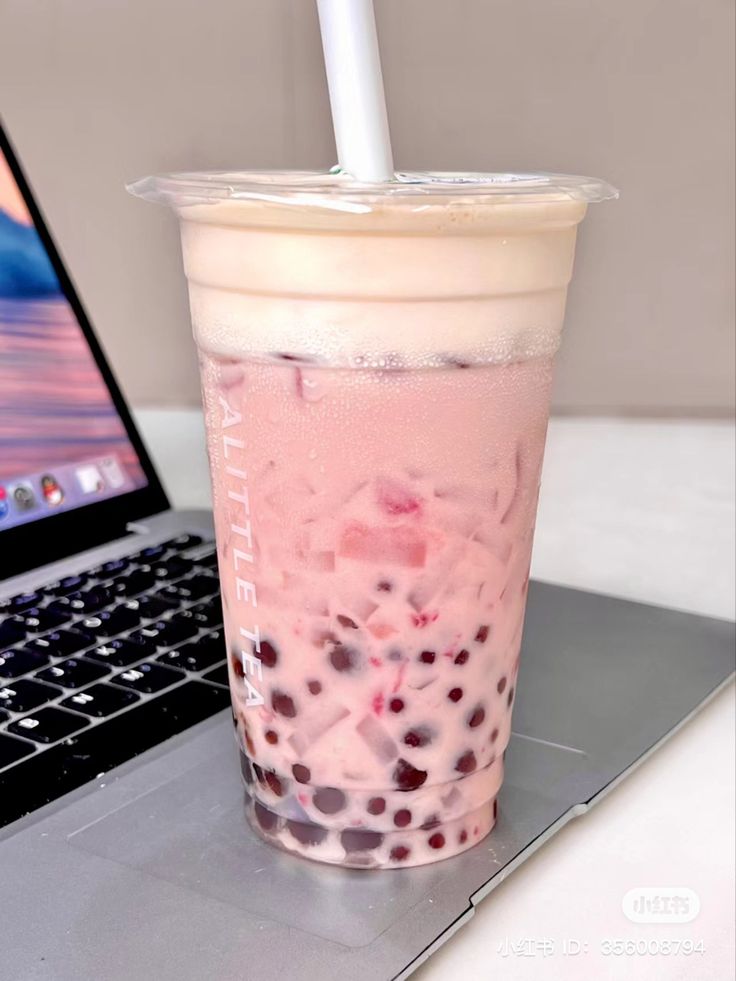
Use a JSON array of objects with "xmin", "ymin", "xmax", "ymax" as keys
[{"xmin": 177, "ymin": 191, "xmax": 587, "ymax": 367}]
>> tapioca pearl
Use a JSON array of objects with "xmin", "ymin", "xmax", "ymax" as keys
[
  {"xmin": 287, "ymin": 819, "xmax": 328, "ymax": 846},
  {"xmin": 458, "ymin": 829, "xmax": 468, "ymax": 844},
  {"xmin": 390, "ymin": 845, "xmax": 411, "ymax": 862},
  {"xmin": 389, "ymin": 697, "xmax": 405, "ymax": 713},
  {"xmin": 313, "ymin": 787, "xmax": 347, "ymax": 814},
  {"xmin": 475, "ymin": 625, "xmax": 490, "ymax": 644},
  {"xmin": 454, "ymin": 649, "xmax": 470, "ymax": 666},
  {"xmin": 265, "ymin": 729, "xmax": 279, "ymax": 745},
  {"xmin": 428, "ymin": 832, "xmax": 446, "ymax": 850},
  {"xmin": 376, "ymin": 580, "xmax": 393, "ymax": 593},
  {"xmin": 493, "ymin": 799, "xmax": 498, "ymax": 819},
  {"xmin": 292, "ymin": 763, "xmax": 311, "ymax": 784},
  {"xmin": 256, "ymin": 640, "xmax": 278, "ymax": 669},
  {"xmin": 341, "ymin": 829, "xmax": 384, "ymax": 852},
  {"xmin": 367, "ymin": 796, "xmax": 386, "ymax": 816},
  {"xmin": 329, "ymin": 643, "xmax": 360, "ymax": 673},
  {"xmin": 418, "ymin": 650, "xmax": 436, "ymax": 664},
  {"xmin": 455, "ymin": 750, "xmax": 477, "ymax": 774},
  {"xmin": 497, "ymin": 676, "xmax": 507, "ymax": 695},
  {"xmin": 254, "ymin": 800, "xmax": 278, "ymax": 832},
  {"xmin": 393, "ymin": 758, "xmax": 428, "ymax": 791},
  {"xmin": 336, "ymin": 614, "xmax": 359, "ymax": 629},
  {"xmin": 239, "ymin": 752, "xmax": 254, "ymax": 784},
  {"xmin": 403, "ymin": 726, "xmax": 433, "ymax": 748},
  {"xmin": 421, "ymin": 814, "xmax": 440, "ymax": 830},
  {"xmin": 490, "ymin": 727, "xmax": 499, "ymax": 743},
  {"xmin": 448, "ymin": 687, "xmax": 463, "ymax": 703},
  {"xmin": 230, "ymin": 654, "xmax": 244, "ymax": 679},
  {"xmin": 271, "ymin": 690, "xmax": 297, "ymax": 717},
  {"xmin": 507, "ymin": 686, "xmax": 515, "ymax": 708},
  {"xmin": 253, "ymin": 762, "xmax": 266, "ymax": 785},
  {"xmin": 468, "ymin": 705, "xmax": 485, "ymax": 728},
  {"xmin": 307, "ymin": 679, "xmax": 322, "ymax": 695},
  {"xmin": 393, "ymin": 808, "xmax": 412, "ymax": 828},
  {"xmin": 265, "ymin": 770, "xmax": 286, "ymax": 797}
]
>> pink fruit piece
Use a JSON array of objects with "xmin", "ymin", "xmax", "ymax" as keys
[
  {"xmin": 475, "ymin": 625, "xmax": 490, "ymax": 644},
  {"xmin": 341, "ymin": 829, "xmax": 383, "ymax": 852},
  {"xmin": 368, "ymin": 622, "xmax": 397, "ymax": 640},
  {"xmin": 339, "ymin": 522, "xmax": 427, "ymax": 568},
  {"xmin": 313, "ymin": 787, "xmax": 346, "ymax": 814},
  {"xmin": 375, "ymin": 478, "xmax": 423, "ymax": 517},
  {"xmin": 390, "ymin": 845, "xmax": 410, "ymax": 862},
  {"xmin": 271, "ymin": 690, "xmax": 297, "ymax": 718},
  {"xmin": 389, "ymin": 697, "xmax": 405, "ymax": 713},
  {"xmin": 393, "ymin": 758, "xmax": 428, "ymax": 791},
  {"xmin": 287, "ymin": 819, "xmax": 328, "ymax": 846},
  {"xmin": 356, "ymin": 714, "xmax": 399, "ymax": 763},
  {"xmin": 372, "ymin": 692, "xmax": 385, "ymax": 716},
  {"xmin": 448, "ymin": 687, "xmax": 463, "ymax": 703},
  {"xmin": 454, "ymin": 649, "xmax": 470, "ymax": 666},
  {"xmin": 287, "ymin": 703, "xmax": 350, "ymax": 755}
]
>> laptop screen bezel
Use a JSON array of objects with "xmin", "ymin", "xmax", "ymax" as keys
[{"xmin": 0, "ymin": 122, "xmax": 170, "ymax": 581}]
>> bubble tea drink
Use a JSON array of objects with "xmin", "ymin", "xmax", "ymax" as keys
[{"xmin": 129, "ymin": 171, "xmax": 614, "ymax": 867}]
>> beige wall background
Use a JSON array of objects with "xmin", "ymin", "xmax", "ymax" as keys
[{"xmin": 1, "ymin": 0, "xmax": 734, "ymax": 414}]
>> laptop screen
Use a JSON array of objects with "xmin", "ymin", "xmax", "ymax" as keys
[{"xmin": 0, "ymin": 145, "xmax": 148, "ymax": 532}]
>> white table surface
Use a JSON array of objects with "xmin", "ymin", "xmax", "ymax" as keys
[{"xmin": 137, "ymin": 410, "xmax": 735, "ymax": 981}]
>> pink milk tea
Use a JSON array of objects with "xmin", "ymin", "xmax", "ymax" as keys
[{"xmin": 129, "ymin": 171, "xmax": 615, "ymax": 867}]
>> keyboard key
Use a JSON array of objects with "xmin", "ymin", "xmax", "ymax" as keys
[
  {"xmin": 7, "ymin": 592, "xmax": 43, "ymax": 613},
  {"xmin": 90, "ymin": 557, "xmax": 131, "ymax": 579},
  {"xmin": 128, "ymin": 594, "xmax": 179, "ymax": 619},
  {"xmin": 129, "ymin": 617, "xmax": 198, "ymax": 650},
  {"xmin": 160, "ymin": 534, "xmax": 205, "ymax": 551},
  {"xmin": 13, "ymin": 607, "xmax": 70, "ymax": 633},
  {"xmin": 196, "ymin": 549, "xmax": 219, "ymax": 570},
  {"xmin": 61, "ymin": 683, "xmax": 139, "ymax": 718},
  {"xmin": 202, "ymin": 663, "xmax": 229, "ymax": 687},
  {"xmin": 157, "ymin": 574, "xmax": 219, "ymax": 604},
  {"xmin": 47, "ymin": 574, "xmax": 89, "ymax": 596},
  {"xmin": 0, "ymin": 681, "xmax": 230, "ymax": 826},
  {"xmin": 76, "ymin": 605, "xmax": 140, "ymax": 638},
  {"xmin": 157, "ymin": 629, "xmax": 226, "ymax": 672},
  {"xmin": 131, "ymin": 544, "xmax": 168, "ymax": 562},
  {"xmin": 26, "ymin": 629, "xmax": 94, "ymax": 659},
  {"xmin": 0, "ymin": 733, "xmax": 35, "ymax": 769},
  {"xmin": 8, "ymin": 707, "xmax": 90, "ymax": 744},
  {"xmin": 0, "ymin": 648, "xmax": 49, "ymax": 680},
  {"xmin": 0, "ymin": 619, "xmax": 27, "ymax": 647},
  {"xmin": 36, "ymin": 658, "xmax": 110, "ymax": 689},
  {"xmin": 0, "ymin": 679, "xmax": 62, "ymax": 713},
  {"xmin": 188, "ymin": 601, "xmax": 223, "ymax": 629},
  {"xmin": 85, "ymin": 639, "xmax": 152, "ymax": 668},
  {"xmin": 150, "ymin": 557, "xmax": 192, "ymax": 581},
  {"xmin": 109, "ymin": 567, "xmax": 157, "ymax": 597},
  {"xmin": 112, "ymin": 662, "xmax": 185, "ymax": 694},
  {"xmin": 46, "ymin": 587, "xmax": 112, "ymax": 617}
]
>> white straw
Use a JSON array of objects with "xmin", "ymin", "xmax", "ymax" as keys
[{"xmin": 316, "ymin": 0, "xmax": 394, "ymax": 182}]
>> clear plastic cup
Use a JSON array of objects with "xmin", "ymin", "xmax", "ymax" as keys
[{"xmin": 129, "ymin": 171, "xmax": 616, "ymax": 868}]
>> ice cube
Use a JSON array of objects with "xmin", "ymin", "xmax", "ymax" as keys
[
  {"xmin": 287, "ymin": 704, "xmax": 350, "ymax": 755},
  {"xmin": 338, "ymin": 522, "xmax": 427, "ymax": 568},
  {"xmin": 356, "ymin": 714, "xmax": 399, "ymax": 763}
]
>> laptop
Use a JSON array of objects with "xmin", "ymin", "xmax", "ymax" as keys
[{"xmin": 1, "ymin": 120, "xmax": 734, "ymax": 981}]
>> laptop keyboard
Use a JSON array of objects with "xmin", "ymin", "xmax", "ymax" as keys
[{"xmin": 0, "ymin": 533, "xmax": 231, "ymax": 829}]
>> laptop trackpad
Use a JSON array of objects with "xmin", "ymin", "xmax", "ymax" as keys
[{"xmin": 68, "ymin": 736, "xmax": 586, "ymax": 948}]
